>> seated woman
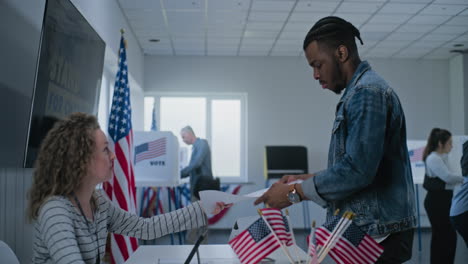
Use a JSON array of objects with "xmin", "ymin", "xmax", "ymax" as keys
[{"xmin": 27, "ymin": 112, "xmax": 228, "ymax": 264}]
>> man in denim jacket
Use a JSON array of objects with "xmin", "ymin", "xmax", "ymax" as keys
[{"xmin": 255, "ymin": 16, "xmax": 416, "ymax": 263}]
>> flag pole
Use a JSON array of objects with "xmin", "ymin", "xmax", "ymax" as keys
[
  {"xmin": 257, "ymin": 209, "xmax": 295, "ymax": 264},
  {"xmin": 315, "ymin": 211, "xmax": 347, "ymax": 262},
  {"xmin": 317, "ymin": 212, "xmax": 354, "ymax": 263},
  {"xmin": 306, "ymin": 220, "xmax": 319, "ymax": 264},
  {"xmin": 285, "ymin": 209, "xmax": 300, "ymax": 263}
]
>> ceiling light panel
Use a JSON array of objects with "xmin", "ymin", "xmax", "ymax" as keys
[
  {"xmin": 360, "ymin": 32, "xmax": 390, "ymax": 41},
  {"xmin": 336, "ymin": 2, "xmax": 385, "ymax": 13},
  {"xmin": 378, "ymin": 3, "xmax": 427, "ymax": 14},
  {"xmin": 243, "ymin": 30, "xmax": 279, "ymax": 38},
  {"xmin": 207, "ymin": 0, "xmax": 250, "ymax": 11},
  {"xmin": 433, "ymin": 25, "xmax": 467, "ymax": 35},
  {"xmin": 251, "ymin": 0, "xmax": 296, "ymax": 12},
  {"xmin": 445, "ymin": 15, "xmax": 468, "ymax": 25},
  {"xmin": 288, "ymin": 12, "xmax": 326, "ymax": 22},
  {"xmin": 118, "ymin": 0, "xmax": 161, "ymax": 9},
  {"xmin": 369, "ymin": 14, "xmax": 412, "ymax": 24},
  {"xmin": 420, "ymin": 4, "xmax": 468, "ymax": 15},
  {"xmin": 389, "ymin": 0, "xmax": 432, "ymax": 3},
  {"xmin": 163, "ymin": 0, "xmax": 204, "ymax": 10},
  {"xmin": 386, "ymin": 32, "xmax": 426, "ymax": 41},
  {"xmin": 249, "ymin": 11, "xmax": 290, "ymax": 22},
  {"xmin": 421, "ymin": 33, "xmax": 459, "ymax": 41},
  {"xmin": 407, "ymin": 14, "xmax": 451, "ymax": 24},
  {"xmin": 333, "ymin": 13, "xmax": 372, "ymax": 26},
  {"xmin": 207, "ymin": 11, "xmax": 248, "ymax": 25},
  {"xmin": 410, "ymin": 39, "xmax": 446, "ymax": 48},
  {"xmin": 397, "ymin": 24, "xmax": 437, "ymax": 33},
  {"xmin": 294, "ymin": 1, "xmax": 340, "ymax": 13},
  {"xmin": 246, "ymin": 21, "xmax": 284, "ymax": 31},
  {"xmin": 361, "ymin": 23, "xmax": 400, "ymax": 33}
]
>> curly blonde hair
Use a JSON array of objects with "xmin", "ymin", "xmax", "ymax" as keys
[{"xmin": 27, "ymin": 112, "xmax": 100, "ymax": 221}]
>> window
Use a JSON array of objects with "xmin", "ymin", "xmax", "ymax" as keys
[{"xmin": 144, "ymin": 93, "xmax": 247, "ymax": 183}]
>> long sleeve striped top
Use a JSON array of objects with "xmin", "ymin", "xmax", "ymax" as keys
[{"xmin": 32, "ymin": 190, "xmax": 207, "ymax": 263}]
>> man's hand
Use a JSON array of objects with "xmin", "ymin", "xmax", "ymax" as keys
[
  {"xmin": 254, "ymin": 182, "xmax": 291, "ymax": 209},
  {"xmin": 279, "ymin": 173, "xmax": 315, "ymax": 184}
]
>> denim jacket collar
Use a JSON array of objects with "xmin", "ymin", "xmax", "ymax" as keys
[{"xmin": 340, "ymin": 61, "xmax": 371, "ymax": 104}]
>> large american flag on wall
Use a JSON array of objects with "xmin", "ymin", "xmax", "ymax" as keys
[{"xmin": 103, "ymin": 35, "xmax": 138, "ymax": 263}]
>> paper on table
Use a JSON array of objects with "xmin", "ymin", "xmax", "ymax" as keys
[{"xmin": 199, "ymin": 179, "xmax": 303, "ymax": 213}]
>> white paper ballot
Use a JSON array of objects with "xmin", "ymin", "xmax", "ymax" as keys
[{"xmin": 199, "ymin": 180, "xmax": 303, "ymax": 213}]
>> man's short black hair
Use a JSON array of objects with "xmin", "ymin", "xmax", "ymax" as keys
[{"xmin": 303, "ymin": 16, "xmax": 363, "ymax": 56}]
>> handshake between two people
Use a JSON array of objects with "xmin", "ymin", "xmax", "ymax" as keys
[{"xmin": 253, "ymin": 173, "xmax": 315, "ymax": 209}]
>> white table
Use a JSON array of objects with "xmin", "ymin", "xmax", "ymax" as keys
[{"xmin": 125, "ymin": 244, "xmax": 308, "ymax": 264}]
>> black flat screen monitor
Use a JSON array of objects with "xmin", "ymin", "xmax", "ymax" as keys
[{"xmin": 24, "ymin": 0, "xmax": 105, "ymax": 167}]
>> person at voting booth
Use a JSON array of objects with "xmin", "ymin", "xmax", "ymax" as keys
[
  {"xmin": 180, "ymin": 125, "xmax": 218, "ymax": 200},
  {"xmin": 255, "ymin": 16, "xmax": 417, "ymax": 263},
  {"xmin": 27, "ymin": 113, "xmax": 227, "ymax": 264},
  {"xmin": 423, "ymin": 128, "xmax": 464, "ymax": 264}
]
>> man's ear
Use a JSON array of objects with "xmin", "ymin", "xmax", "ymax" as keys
[{"xmin": 335, "ymin": 45, "xmax": 349, "ymax": 62}]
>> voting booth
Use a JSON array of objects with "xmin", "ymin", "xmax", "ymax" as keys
[{"xmin": 133, "ymin": 131, "xmax": 182, "ymax": 187}]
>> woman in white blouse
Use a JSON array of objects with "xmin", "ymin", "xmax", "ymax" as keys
[{"xmin": 423, "ymin": 128, "xmax": 463, "ymax": 264}]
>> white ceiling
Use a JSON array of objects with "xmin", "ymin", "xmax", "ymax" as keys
[{"xmin": 117, "ymin": 0, "xmax": 468, "ymax": 59}]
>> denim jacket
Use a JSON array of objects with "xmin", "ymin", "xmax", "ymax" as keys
[{"xmin": 302, "ymin": 61, "xmax": 417, "ymax": 236}]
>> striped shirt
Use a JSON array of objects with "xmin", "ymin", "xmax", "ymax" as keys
[{"xmin": 32, "ymin": 190, "xmax": 207, "ymax": 263}]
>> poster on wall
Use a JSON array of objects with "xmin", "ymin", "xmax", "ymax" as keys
[
  {"xmin": 133, "ymin": 131, "xmax": 180, "ymax": 187},
  {"xmin": 407, "ymin": 140, "xmax": 426, "ymax": 185}
]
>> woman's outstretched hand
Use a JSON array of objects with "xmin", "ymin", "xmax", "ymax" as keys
[{"xmin": 212, "ymin": 202, "xmax": 233, "ymax": 214}]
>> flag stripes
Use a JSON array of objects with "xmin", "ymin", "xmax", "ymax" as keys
[
  {"xmin": 260, "ymin": 208, "xmax": 293, "ymax": 246},
  {"xmin": 229, "ymin": 218, "xmax": 281, "ymax": 264},
  {"xmin": 103, "ymin": 35, "xmax": 138, "ymax": 263},
  {"xmin": 134, "ymin": 137, "xmax": 166, "ymax": 164}
]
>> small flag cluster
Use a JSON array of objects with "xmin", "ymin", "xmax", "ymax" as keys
[
  {"xmin": 307, "ymin": 212, "xmax": 384, "ymax": 264},
  {"xmin": 228, "ymin": 208, "xmax": 295, "ymax": 264},
  {"xmin": 228, "ymin": 209, "xmax": 384, "ymax": 264}
]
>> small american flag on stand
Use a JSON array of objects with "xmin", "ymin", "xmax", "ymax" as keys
[
  {"xmin": 103, "ymin": 34, "xmax": 138, "ymax": 263},
  {"xmin": 260, "ymin": 208, "xmax": 293, "ymax": 246},
  {"xmin": 314, "ymin": 215, "xmax": 384, "ymax": 264},
  {"xmin": 229, "ymin": 217, "xmax": 281, "ymax": 264}
]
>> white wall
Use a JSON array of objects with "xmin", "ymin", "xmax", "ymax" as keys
[
  {"xmin": 71, "ymin": 0, "xmax": 145, "ymax": 130},
  {"xmin": 449, "ymin": 55, "xmax": 466, "ymax": 135},
  {"xmin": 144, "ymin": 55, "xmax": 451, "ymax": 228}
]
